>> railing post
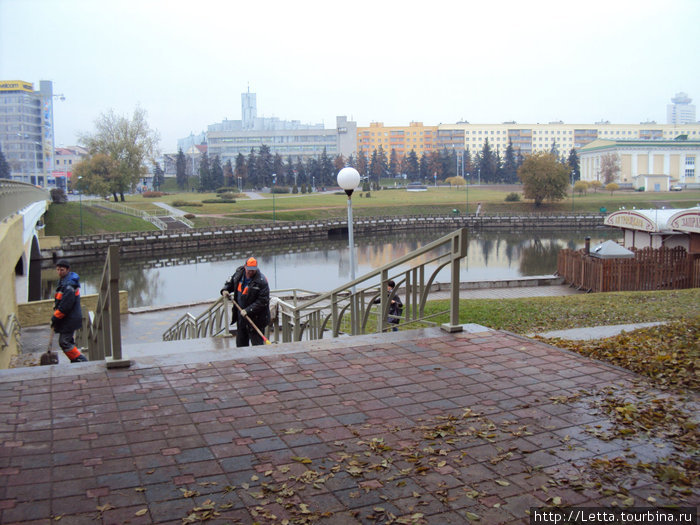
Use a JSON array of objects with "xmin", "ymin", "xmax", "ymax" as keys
[
  {"xmin": 379, "ymin": 269, "xmax": 388, "ymax": 333},
  {"xmin": 105, "ymin": 246, "xmax": 130, "ymax": 369},
  {"xmin": 441, "ymin": 228, "xmax": 467, "ymax": 333}
]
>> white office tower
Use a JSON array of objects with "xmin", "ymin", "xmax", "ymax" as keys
[
  {"xmin": 242, "ymin": 90, "xmax": 257, "ymax": 130},
  {"xmin": 667, "ymin": 92, "xmax": 696, "ymax": 125}
]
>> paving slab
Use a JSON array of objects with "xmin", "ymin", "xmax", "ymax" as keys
[{"xmin": 1, "ymin": 325, "xmax": 697, "ymax": 524}]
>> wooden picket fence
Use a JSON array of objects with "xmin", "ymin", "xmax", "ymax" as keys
[{"xmin": 557, "ymin": 246, "xmax": 699, "ymax": 292}]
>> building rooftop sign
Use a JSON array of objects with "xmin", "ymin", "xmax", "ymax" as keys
[
  {"xmin": 0, "ymin": 80, "xmax": 33, "ymax": 92},
  {"xmin": 604, "ymin": 209, "xmax": 678, "ymax": 233},
  {"xmin": 668, "ymin": 208, "xmax": 700, "ymax": 233}
]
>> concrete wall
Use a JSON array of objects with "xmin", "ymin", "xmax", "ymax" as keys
[
  {"xmin": 0, "ymin": 215, "xmax": 23, "ymax": 368},
  {"xmin": 17, "ymin": 291, "xmax": 129, "ymax": 327}
]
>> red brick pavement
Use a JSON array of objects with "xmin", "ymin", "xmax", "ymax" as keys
[{"xmin": 0, "ymin": 327, "xmax": 697, "ymax": 524}]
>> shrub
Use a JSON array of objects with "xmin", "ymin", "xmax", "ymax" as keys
[
  {"xmin": 142, "ymin": 191, "xmax": 166, "ymax": 198},
  {"xmin": 202, "ymin": 198, "xmax": 236, "ymax": 203},
  {"xmin": 183, "ymin": 213, "xmax": 196, "ymax": 219},
  {"xmin": 50, "ymin": 188, "xmax": 67, "ymax": 203},
  {"xmin": 365, "ymin": 192, "xmax": 371, "ymax": 198},
  {"xmin": 292, "ymin": 186, "xmax": 298, "ymax": 194},
  {"xmin": 172, "ymin": 200, "xmax": 203, "ymax": 207},
  {"xmin": 220, "ymin": 192, "xmax": 236, "ymax": 200},
  {"xmin": 606, "ymin": 182, "xmax": 620, "ymax": 195},
  {"xmin": 505, "ymin": 192, "xmax": 520, "ymax": 202},
  {"xmin": 216, "ymin": 187, "xmax": 238, "ymax": 194},
  {"xmin": 271, "ymin": 186, "xmax": 290, "ymax": 194}
]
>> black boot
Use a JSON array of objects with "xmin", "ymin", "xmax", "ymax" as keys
[{"xmin": 71, "ymin": 354, "xmax": 88, "ymax": 363}]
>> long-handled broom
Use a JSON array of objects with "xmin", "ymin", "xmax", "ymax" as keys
[
  {"xmin": 229, "ymin": 296, "xmax": 272, "ymax": 345},
  {"xmin": 40, "ymin": 328, "xmax": 59, "ymax": 365}
]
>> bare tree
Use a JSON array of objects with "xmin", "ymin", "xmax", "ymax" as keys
[{"xmin": 599, "ymin": 153, "xmax": 621, "ymax": 184}]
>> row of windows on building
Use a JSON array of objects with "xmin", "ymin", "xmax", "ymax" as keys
[
  {"xmin": 211, "ymin": 136, "xmax": 336, "ymax": 144},
  {"xmin": 214, "ymin": 145, "xmax": 338, "ymax": 154}
]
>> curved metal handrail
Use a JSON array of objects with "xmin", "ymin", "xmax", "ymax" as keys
[{"xmin": 162, "ymin": 228, "xmax": 468, "ymax": 343}]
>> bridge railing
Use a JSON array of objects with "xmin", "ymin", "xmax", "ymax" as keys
[
  {"xmin": 162, "ymin": 229, "xmax": 468, "ymax": 342},
  {"xmin": 77, "ymin": 245, "xmax": 130, "ymax": 367},
  {"xmin": 0, "ymin": 180, "xmax": 49, "ymax": 222}
]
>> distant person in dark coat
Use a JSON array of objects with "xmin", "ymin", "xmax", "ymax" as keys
[{"xmin": 51, "ymin": 259, "xmax": 87, "ymax": 362}]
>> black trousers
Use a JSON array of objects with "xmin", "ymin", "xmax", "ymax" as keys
[{"xmin": 236, "ymin": 318, "xmax": 264, "ymax": 347}]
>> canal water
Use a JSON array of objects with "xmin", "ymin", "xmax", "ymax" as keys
[{"xmin": 41, "ymin": 228, "xmax": 619, "ymax": 308}]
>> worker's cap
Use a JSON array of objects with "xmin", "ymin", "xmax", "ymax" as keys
[
  {"xmin": 56, "ymin": 259, "xmax": 71, "ymax": 269},
  {"xmin": 245, "ymin": 257, "xmax": 258, "ymax": 270}
]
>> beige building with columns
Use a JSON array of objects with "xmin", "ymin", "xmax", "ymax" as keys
[{"xmin": 578, "ymin": 138, "xmax": 699, "ymax": 190}]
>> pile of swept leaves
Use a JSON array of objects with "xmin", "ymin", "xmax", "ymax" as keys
[{"xmin": 536, "ymin": 317, "xmax": 699, "ymax": 391}]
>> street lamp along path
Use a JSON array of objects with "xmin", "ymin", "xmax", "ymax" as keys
[{"xmin": 337, "ymin": 167, "xmax": 361, "ymax": 284}]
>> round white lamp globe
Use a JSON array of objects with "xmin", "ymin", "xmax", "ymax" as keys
[{"xmin": 337, "ymin": 167, "xmax": 361, "ymax": 194}]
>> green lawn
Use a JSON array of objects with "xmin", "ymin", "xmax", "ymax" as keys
[
  {"xmin": 121, "ymin": 185, "xmax": 700, "ymax": 220},
  {"xmin": 422, "ymin": 288, "xmax": 700, "ymax": 334},
  {"xmin": 45, "ymin": 202, "xmax": 159, "ymax": 236},
  {"xmin": 45, "ymin": 185, "xmax": 700, "ymax": 235}
]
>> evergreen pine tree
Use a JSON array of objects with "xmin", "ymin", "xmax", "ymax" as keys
[
  {"xmin": 389, "ymin": 149, "xmax": 400, "ymax": 177},
  {"xmin": 152, "ymin": 161, "xmax": 165, "ymax": 190},
  {"xmin": 404, "ymin": 150, "xmax": 420, "ymax": 181},
  {"xmin": 567, "ymin": 148, "xmax": 580, "ymax": 181},
  {"xmin": 223, "ymin": 159, "xmax": 234, "ymax": 187},
  {"xmin": 234, "ymin": 153, "xmax": 247, "ymax": 190},
  {"xmin": 0, "ymin": 146, "xmax": 11, "ymax": 179},
  {"xmin": 211, "ymin": 155, "xmax": 224, "ymax": 189},
  {"xmin": 284, "ymin": 156, "xmax": 295, "ymax": 187},
  {"xmin": 502, "ymin": 140, "xmax": 518, "ymax": 183},
  {"xmin": 176, "ymin": 148, "xmax": 188, "ymax": 189},
  {"xmin": 247, "ymin": 148, "xmax": 258, "ymax": 187},
  {"xmin": 198, "ymin": 151, "xmax": 211, "ymax": 191}
]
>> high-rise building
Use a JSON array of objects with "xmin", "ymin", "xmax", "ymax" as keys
[
  {"xmin": 667, "ymin": 92, "xmax": 696, "ymax": 125},
  {"xmin": 0, "ymin": 80, "xmax": 59, "ymax": 186},
  {"xmin": 202, "ymin": 92, "xmax": 357, "ymax": 165}
]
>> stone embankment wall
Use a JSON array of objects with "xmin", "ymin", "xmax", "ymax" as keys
[{"xmin": 46, "ymin": 214, "xmax": 606, "ymax": 260}]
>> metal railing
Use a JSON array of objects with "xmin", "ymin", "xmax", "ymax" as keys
[
  {"xmin": 163, "ymin": 229, "xmax": 468, "ymax": 342},
  {"xmin": 77, "ymin": 246, "xmax": 130, "ymax": 367},
  {"xmin": 162, "ymin": 289, "xmax": 319, "ymax": 342},
  {"xmin": 0, "ymin": 180, "xmax": 49, "ymax": 222},
  {"xmin": 85, "ymin": 200, "xmax": 192, "ymax": 230}
]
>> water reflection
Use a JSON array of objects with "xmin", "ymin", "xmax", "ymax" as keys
[{"xmin": 40, "ymin": 228, "xmax": 619, "ymax": 308}]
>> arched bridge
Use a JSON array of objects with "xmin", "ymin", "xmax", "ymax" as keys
[{"xmin": 1, "ymin": 180, "xmax": 50, "ymax": 367}]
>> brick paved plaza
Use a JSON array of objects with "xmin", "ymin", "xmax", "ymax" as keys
[{"xmin": 1, "ymin": 326, "xmax": 697, "ymax": 524}]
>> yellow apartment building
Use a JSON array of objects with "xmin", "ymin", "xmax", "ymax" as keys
[
  {"xmin": 439, "ymin": 122, "xmax": 700, "ymax": 156},
  {"xmin": 357, "ymin": 122, "xmax": 438, "ymax": 158}
]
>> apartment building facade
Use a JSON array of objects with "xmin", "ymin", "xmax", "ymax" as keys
[
  {"xmin": 0, "ymin": 79, "xmax": 58, "ymax": 186},
  {"xmin": 438, "ymin": 122, "xmax": 700, "ymax": 157},
  {"xmin": 356, "ymin": 122, "xmax": 438, "ymax": 158}
]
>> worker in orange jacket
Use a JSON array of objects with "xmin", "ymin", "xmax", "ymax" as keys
[
  {"xmin": 51, "ymin": 259, "xmax": 87, "ymax": 362},
  {"xmin": 220, "ymin": 256, "xmax": 270, "ymax": 347}
]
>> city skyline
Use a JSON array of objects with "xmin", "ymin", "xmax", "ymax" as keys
[{"xmin": 1, "ymin": 0, "xmax": 698, "ymax": 153}]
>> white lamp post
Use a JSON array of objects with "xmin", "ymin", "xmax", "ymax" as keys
[{"xmin": 337, "ymin": 167, "xmax": 361, "ymax": 283}]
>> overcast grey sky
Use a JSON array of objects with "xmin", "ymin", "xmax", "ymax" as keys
[{"xmin": 1, "ymin": 0, "xmax": 698, "ymax": 153}]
